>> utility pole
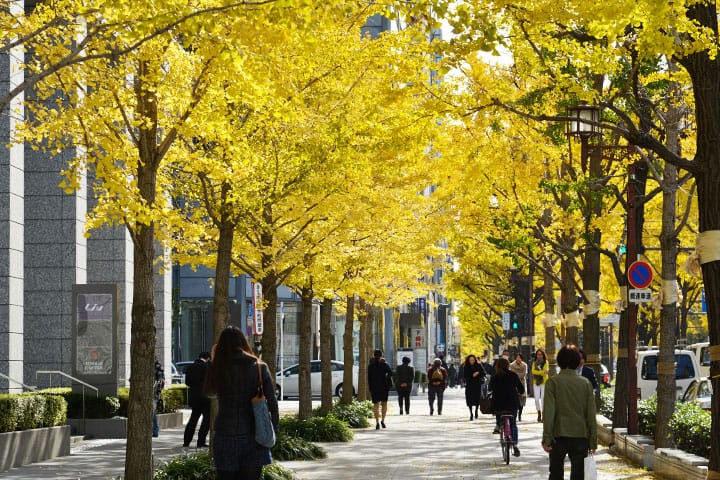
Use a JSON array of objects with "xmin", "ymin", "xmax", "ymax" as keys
[{"xmin": 626, "ymin": 161, "xmax": 648, "ymax": 434}]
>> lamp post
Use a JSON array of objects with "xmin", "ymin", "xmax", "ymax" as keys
[
  {"xmin": 566, "ymin": 103, "xmax": 604, "ymax": 407},
  {"xmin": 566, "ymin": 103, "xmax": 642, "ymax": 431}
]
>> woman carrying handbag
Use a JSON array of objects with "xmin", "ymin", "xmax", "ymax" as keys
[{"xmin": 206, "ymin": 326, "xmax": 279, "ymax": 480}]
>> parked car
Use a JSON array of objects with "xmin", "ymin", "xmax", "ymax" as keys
[
  {"xmin": 637, "ymin": 348, "xmax": 701, "ymax": 400},
  {"xmin": 681, "ymin": 377, "xmax": 713, "ymax": 411},
  {"xmin": 170, "ymin": 363, "xmax": 184, "ymax": 384},
  {"xmin": 171, "ymin": 361, "xmax": 194, "ymax": 384},
  {"xmin": 600, "ymin": 363, "xmax": 610, "ymax": 389},
  {"xmin": 275, "ymin": 360, "xmax": 358, "ymax": 400},
  {"xmin": 684, "ymin": 342, "xmax": 710, "ymax": 378}
]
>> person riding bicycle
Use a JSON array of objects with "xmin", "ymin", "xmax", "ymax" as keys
[{"xmin": 488, "ymin": 357, "xmax": 525, "ymax": 457}]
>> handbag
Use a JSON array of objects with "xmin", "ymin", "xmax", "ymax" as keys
[
  {"xmin": 584, "ymin": 454, "xmax": 597, "ymax": 480},
  {"xmin": 479, "ymin": 393, "xmax": 493, "ymax": 415},
  {"xmin": 251, "ymin": 363, "xmax": 276, "ymax": 448}
]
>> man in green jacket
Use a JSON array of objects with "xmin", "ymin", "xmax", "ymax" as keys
[{"xmin": 541, "ymin": 345, "xmax": 597, "ymax": 480}]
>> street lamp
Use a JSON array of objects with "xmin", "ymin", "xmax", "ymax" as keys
[{"xmin": 566, "ymin": 103, "xmax": 601, "ymax": 138}]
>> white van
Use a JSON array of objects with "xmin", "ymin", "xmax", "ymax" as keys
[
  {"xmin": 684, "ymin": 342, "xmax": 710, "ymax": 378},
  {"xmin": 637, "ymin": 348, "xmax": 701, "ymax": 401}
]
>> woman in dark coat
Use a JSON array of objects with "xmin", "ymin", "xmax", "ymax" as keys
[
  {"xmin": 463, "ymin": 354, "xmax": 485, "ymax": 420},
  {"xmin": 368, "ymin": 349, "xmax": 393, "ymax": 429},
  {"xmin": 205, "ymin": 326, "xmax": 279, "ymax": 480},
  {"xmin": 488, "ymin": 357, "xmax": 525, "ymax": 457}
]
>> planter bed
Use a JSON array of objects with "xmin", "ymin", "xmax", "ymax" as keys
[
  {"xmin": 69, "ymin": 412, "xmax": 183, "ymax": 438},
  {"xmin": 0, "ymin": 425, "xmax": 71, "ymax": 472}
]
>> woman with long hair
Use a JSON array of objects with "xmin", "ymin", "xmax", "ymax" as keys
[
  {"xmin": 488, "ymin": 357, "xmax": 525, "ymax": 456},
  {"xmin": 205, "ymin": 326, "xmax": 279, "ymax": 480},
  {"xmin": 531, "ymin": 348, "xmax": 549, "ymax": 422},
  {"xmin": 463, "ymin": 354, "xmax": 485, "ymax": 420}
]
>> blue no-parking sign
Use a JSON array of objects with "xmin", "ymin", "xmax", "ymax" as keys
[{"xmin": 628, "ymin": 261, "xmax": 653, "ymax": 289}]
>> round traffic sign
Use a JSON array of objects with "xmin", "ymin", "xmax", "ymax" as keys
[{"xmin": 628, "ymin": 261, "xmax": 653, "ymax": 289}]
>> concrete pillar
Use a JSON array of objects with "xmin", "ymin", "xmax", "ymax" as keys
[
  {"xmin": 86, "ymin": 224, "xmax": 133, "ymax": 387},
  {"xmin": 0, "ymin": 2, "xmax": 25, "ymax": 392}
]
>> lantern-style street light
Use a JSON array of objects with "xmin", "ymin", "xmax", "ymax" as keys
[{"xmin": 566, "ymin": 103, "xmax": 601, "ymax": 138}]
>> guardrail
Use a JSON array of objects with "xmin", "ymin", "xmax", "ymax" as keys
[
  {"xmin": 35, "ymin": 371, "xmax": 98, "ymax": 421},
  {"xmin": 0, "ymin": 372, "xmax": 37, "ymax": 392}
]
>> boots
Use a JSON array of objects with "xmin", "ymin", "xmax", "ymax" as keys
[
  {"xmin": 474, "ymin": 407, "xmax": 479, "ymax": 419},
  {"xmin": 469, "ymin": 408, "xmax": 474, "ymax": 421},
  {"xmin": 537, "ymin": 411, "xmax": 542, "ymax": 422}
]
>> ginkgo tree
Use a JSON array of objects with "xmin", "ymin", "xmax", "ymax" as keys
[
  {"xmin": 430, "ymin": 0, "xmax": 720, "ymax": 471},
  {"xmin": 16, "ymin": 1, "xmax": 364, "ymax": 477}
]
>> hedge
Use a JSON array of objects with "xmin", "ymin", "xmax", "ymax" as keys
[
  {"xmin": 601, "ymin": 390, "xmax": 711, "ymax": 458},
  {"xmin": 152, "ymin": 453, "xmax": 296, "ymax": 480},
  {"xmin": 118, "ymin": 387, "xmax": 184, "ymax": 416},
  {"xmin": 0, "ymin": 393, "xmax": 67, "ymax": 433},
  {"xmin": 279, "ymin": 414, "xmax": 353, "ymax": 442},
  {"xmin": 312, "ymin": 399, "xmax": 373, "ymax": 428}
]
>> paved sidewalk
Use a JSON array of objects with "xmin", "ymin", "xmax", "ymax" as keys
[
  {"xmin": 282, "ymin": 388, "xmax": 655, "ymax": 480},
  {"xmin": 2, "ymin": 388, "xmax": 655, "ymax": 479}
]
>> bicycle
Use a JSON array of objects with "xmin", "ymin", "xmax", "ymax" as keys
[{"xmin": 498, "ymin": 411, "xmax": 515, "ymax": 464}]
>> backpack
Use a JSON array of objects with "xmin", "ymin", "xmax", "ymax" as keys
[{"xmin": 431, "ymin": 368, "xmax": 443, "ymax": 383}]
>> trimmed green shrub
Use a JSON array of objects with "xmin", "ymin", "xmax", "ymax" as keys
[
  {"xmin": 599, "ymin": 387, "xmax": 614, "ymax": 419},
  {"xmin": 117, "ymin": 387, "xmax": 182, "ymax": 416},
  {"xmin": 152, "ymin": 452, "xmax": 295, "ymax": 480},
  {"xmin": 669, "ymin": 401, "xmax": 711, "ymax": 458},
  {"xmin": 0, "ymin": 395, "xmax": 21, "ymax": 432},
  {"xmin": 279, "ymin": 414, "xmax": 353, "ymax": 442},
  {"xmin": 313, "ymin": 400, "xmax": 372, "ymax": 428},
  {"xmin": 0, "ymin": 393, "xmax": 67, "ymax": 432},
  {"xmin": 272, "ymin": 432, "xmax": 327, "ymax": 461},
  {"xmin": 637, "ymin": 395, "xmax": 657, "ymax": 436},
  {"xmin": 159, "ymin": 387, "xmax": 184, "ymax": 413}
]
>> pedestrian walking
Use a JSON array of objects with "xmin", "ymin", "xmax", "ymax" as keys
[
  {"xmin": 458, "ymin": 362, "xmax": 465, "ymax": 388},
  {"xmin": 463, "ymin": 354, "xmax": 485, "ymax": 420},
  {"xmin": 394, "ymin": 356, "xmax": 415, "ymax": 415},
  {"xmin": 509, "ymin": 353, "xmax": 528, "ymax": 422},
  {"xmin": 489, "ymin": 357, "xmax": 524, "ymax": 457},
  {"xmin": 531, "ymin": 348, "xmax": 549, "ymax": 422},
  {"xmin": 542, "ymin": 345, "xmax": 597, "ymax": 480},
  {"xmin": 427, "ymin": 358, "xmax": 448, "ymax": 415},
  {"xmin": 183, "ymin": 351, "xmax": 211, "ymax": 448},
  {"xmin": 578, "ymin": 349, "xmax": 599, "ymax": 394},
  {"xmin": 448, "ymin": 363, "xmax": 458, "ymax": 388},
  {"xmin": 153, "ymin": 359, "xmax": 165, "ymax": 438},
  {"xmin": 368, "ymin": 349, "xmax": 393, "ymax": 429},
  {"xmin": 205, "ymin": 326, "xmax": 279, "ymax": 480}
]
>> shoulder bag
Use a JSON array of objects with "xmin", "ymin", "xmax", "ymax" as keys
[{"xmin": 251, "ymin": 362, "xmax": 276, "ymax": 448}]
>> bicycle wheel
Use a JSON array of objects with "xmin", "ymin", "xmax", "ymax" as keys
[{"xmin": 503, "ymin": 418, "xmax": 512, "ymax": 464}]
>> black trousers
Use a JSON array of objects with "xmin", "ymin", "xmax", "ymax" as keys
[
  {"xmin": 428, "ymin": 388, "xmax": 444, "ymax": 413},
  {"xmin": 397, "ymin": 386, "xmax": 411, "ymax": 412},
  {"xmin": 217, "ymin": 467, "xmax": 263, "ymax": 480},
  {"xmin": 183, "ymin": 399, "xmax": 210, "ymax": 447},
  {"xmin": 548, "ymin": 437, "xmax": 589, "ymax": 480}
]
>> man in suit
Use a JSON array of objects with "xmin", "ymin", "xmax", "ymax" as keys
[{"xmin": 183, "ymin": 351, "xmax": 211, "ymax": 448}]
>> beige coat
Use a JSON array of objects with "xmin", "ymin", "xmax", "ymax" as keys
[{"xmin": 509, "ymin": 360, "xmax": 528, "ymax": 398}]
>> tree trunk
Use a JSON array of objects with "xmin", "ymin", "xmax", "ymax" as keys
[
  {"xmin": 320, "ymin": 297, "xmax": 333, "ymax": 414},
  {"xmin": 125, "ymin": 61, "xmax": 158, "ymax": 480},
  {"xmin": 612, "ymin": 307, "xmax": 629, "ymax": 429},
  {"xmin": 677, "ymin": 5, "xmax": 720, "ymax": 470},
  {"xmin": 342, "ymin": 295, "xmax": 355, "ymax": 404},
  {"xmin": 125, "ymin": 222, "xmax": 156, "ymax": 480},
  {"xmin": 561, "ymin": 252, "xmax": 579, "ymax": 345},
  {"xmin": 543, "ymin": 268, "xmax": 557, "ymax": 377},
  {"xmin": 581, "ymin": 141, "xmax": 603, "ymax": 406},
  {"xmin": 213, "ymin": 220, "xmax": 234, "ymax": 341},
  {"xmin": 654, "ymin": 98, "xmax": 681, "ymax": 449},
  {"xmin": 298, "ymin": 285, "xmax": 313, "ymax": 420},
  {"xmin": 357, "ymin": 298, "xmax": 368, "ymax": 401}
]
